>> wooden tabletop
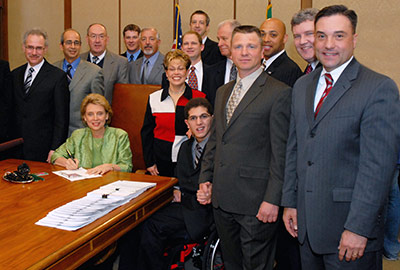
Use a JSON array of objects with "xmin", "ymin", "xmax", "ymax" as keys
[{"xmin": 0, "ymin": 159, "xmax": 177, "ymax": 269}]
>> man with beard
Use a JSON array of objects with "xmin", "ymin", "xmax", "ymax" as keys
[{"xmin": 128, "ymin": 27, "xmax": 164, "ymax": 85}]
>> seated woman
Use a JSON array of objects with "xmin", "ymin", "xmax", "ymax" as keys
[
  {"xmin": 51, "ymin": 93, "xmax": 132, "ymax": 174},
  {"xmin": 141, "ymin": 49, "xmax": 205, "ymax": 177}
]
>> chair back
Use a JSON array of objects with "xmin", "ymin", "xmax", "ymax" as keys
[{"xmin": 111, "ymin": 83, "xmax": 160, "ymax": 171}]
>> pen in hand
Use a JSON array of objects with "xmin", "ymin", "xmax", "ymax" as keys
[{"xmin": 66, "ymin": 149, "xmax": 76, "ymax": 164}]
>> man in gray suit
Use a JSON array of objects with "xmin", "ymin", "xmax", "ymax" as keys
[
  {"xmin": 54, "ymin": 29, "xmax": 104, "ymax": 136},
  {"xmin": 128, "ymin": 27, "xmax": 164, "ymax": 85},
  {"xmin": 282, "ymin": 5, "xmax": 400, "ymax": 269},
  {"xmin": 81, "ymin": 23, "xmax": 127, "ymax": 104},
  {"xmin": 199, "ymin": 25, "xmax": 291, "ymax": 270}
]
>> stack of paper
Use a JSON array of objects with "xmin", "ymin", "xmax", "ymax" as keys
[
  {"xmin": 53, "ymin": 168, "xmax": 102, "ymax": 181},
  {"xmin": 36, "ymin": 180, "xmax": 156, "ymax": 231}
]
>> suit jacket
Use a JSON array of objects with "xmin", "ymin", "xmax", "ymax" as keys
[
  {"xmin": 199, "ymin": 71, "xmax": 292, "ymax": 215},
  {"xmin": 202, "ymin": 59, "xmax": 227, "ymax": 106},
  {"xmin": 128, "ymin": 52, "xmax": 164, "ymax": 85},
  {"xmin": 54, "ymin": 59, "xmax": 104, "ymax": 136},
  {"xmin": 265, "ymin": 51, "xmax": 302, "ymax": 87},
  {"xmin": 176, "ymin": 137, "xmax": 213, "ymax": 240},
  {"xmin": 281, "ymin": 58, "xmax": 400, "ymax": 254},
  {"xmin": 120, "ymin": 50, "xmax": 144, "ymax": 61},
  {"xmin": 10, "ymin": 59, "xmax": 70, "ymax": 161},
  {"xmin": 201, "ymin": 37, "xmax": 224, "ymax": 66},
  {"xmin": 0, "ymin": 60, "xmax": 11, "ymax": 142},
  {"xmin": 81, "ymin": 50, "xmax": 128, "ymax": 104}
]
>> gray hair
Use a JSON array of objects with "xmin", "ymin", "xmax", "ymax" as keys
[
  {"xmin": 291, "ymin": 8, "xmax": 319, "ymax": 29},
  {"xmin": 86, "ymin": 23, "xmax": 108, "ymax": 36},
  {"xmin": 23, "ymin": 28, "xmax": 49, "ymax": 47},
  {"xmin": 217, "ymin": 19, "xmax": 241, "ymax": 32},
  {"xmin": 60, "ymin": 28, "xmax": 81, "ymax": 44},
  {"xmin": 141, "ymin": 27, "xmax": 160, "ymax": 40}
]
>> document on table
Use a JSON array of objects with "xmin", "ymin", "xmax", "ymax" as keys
[
  {"xmin": 53, "ymin": 168, "xmax": 102, "ymax": 181},
  {"xmin": 36, "ymin": 180, "xmax": 156, "ymax": 231}
]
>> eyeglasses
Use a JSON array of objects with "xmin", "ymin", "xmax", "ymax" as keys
[
  {"xmin": 188, "ymin": 113, "xmax": 211, "ymax": 122},
  {"xmin": 25, "ymin": 46, "xmax": 45, "ymax": 52},
  {"xmin": 88, "ymin": 34, "xmax": 106, "ymax": 40},
  {"xmin": 64, "ymin": 40, "xmax": 81, "ymax": 46}
]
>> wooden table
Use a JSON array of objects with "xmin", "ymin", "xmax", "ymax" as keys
[{"xmin": 0, "ymin": 159, "xmax": 177, "ymax": 269}]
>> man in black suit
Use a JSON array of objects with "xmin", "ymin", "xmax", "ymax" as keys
[
  {"xmin": 10, "ymin": 28, "xmax": 69, "ymax": 162},
  {"xmin": 120, "ymin": 24, "xmax": 143, "ymax": 62},
  {"xmin": 199, "ymin": 25, "xmax": 291, "ymax": 270},
  {"xmin": 190, "ymin": 10, "xmax": 224, "ymax": 65},
  {"xmin": 0, "ymin": 60, "xmax": 11, "ymax": 144},
  {"xmin": 291, "ymin": 8, "xmax": 320, "ymax": 74},
  {"xmin": 202, "ymin": 19, "xmax": 241, "ymax": 106},
  {"xmin": 260, "ymin": 18, "xmax": 302, "ymax": 87},
  {"xmin": 130, "ymin": 97, "xmax": 213, "ymax": 269}
]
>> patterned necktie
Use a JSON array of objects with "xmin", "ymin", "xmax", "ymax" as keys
[
  {"xmin": 92, "ymin": 56, "xmax": 99, "ymax": 64},
  {"xmin": 226, "ymin": 80, "xmax": 242, "ymax": 123},
  {"xmin": 66, "ymin": 64, "xmax": 73, "ymax": 84},
  {"xmin": 24, "ymin": 67, "xmax": 34, "ymax": 94},
  {"xmin": 195, "ymin": 143, "xmax": 203, "ymax": 168},
  {"xmin": 188, "ymin": 66, "xmax": 198, "ymax": 90},
  {"xmin": 305, "ymin": 64, "xmax": 313, "ymax": 74},
  {"xmin": 129, "ymin": 54, "xmax": 134, "ymax": 62},
  {"xmin": 141, "ymin": 59, "xmax": 149, "ymax": 84},
  {"xmin": 229, "ymin": 63, "xmax": 237, "ymax": 81},
  {"xmin": 315, "ymin": 73, "xmax": 333, "ymax": 119}
]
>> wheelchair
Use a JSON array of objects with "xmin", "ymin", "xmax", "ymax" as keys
[{"xmin": 166, "ymin": 225, "xmax": 224, "ymax": 270}]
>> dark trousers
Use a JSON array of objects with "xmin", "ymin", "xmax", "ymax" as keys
[
  {"xmin": 213, "ymin": 207, "xmax": 279, "ymax": 270},
  {"xmin": 300, "ymin": 233, "xmax": 382, "ymax": 270},
  {"xmin": 133, "ymin": 203, "xmax": 190, "ymax": 270}
]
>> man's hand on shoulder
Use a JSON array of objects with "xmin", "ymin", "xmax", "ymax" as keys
[{"xmin": 256, "ymin": 201, "xmax": 279, "ymax": 223}]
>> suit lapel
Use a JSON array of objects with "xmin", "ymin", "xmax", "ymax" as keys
[
  {"xmin": 26, "ymin": 60, "xmax": 50, "ymax": 97},
  {"xmin": 220, "ymin": 81, "xmax": 235, "ymax": 132},
  {"xmin": 147, "ymin": 54, "xmax": 162, "ymax": 83},
  {"xmin": 69, "ymin": 61, "xmax": 86, "ymax": 90},
  {"xmin": 103, "ymin": 52, "xmax": 114, "ymax": 81},
  {"xmin": 305, "ymin": 69, "xmax": 321, "ymax": 127},
  {"xmin": 226, "ymin": 73, "xmax": 265, "ymax": 128},
  {"xmin": 265, "ymin": 52, "xmax": 285, "ymax": 76},
  {"xmin": 313, "ymin": 58, "xmax": 359, "ymax": 127}
]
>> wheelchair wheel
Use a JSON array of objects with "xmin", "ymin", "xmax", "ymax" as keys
[{"xmin": 202, "ymin": 229, "xmax": 224, "ymax": 270}]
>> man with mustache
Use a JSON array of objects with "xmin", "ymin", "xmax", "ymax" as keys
[
  {"xmin": 260, "ymin": 18, "xmax": 302, "ymax": 87},
  {"xmin": 54, "ymin": 29, "xmax": 104, "ymax": 136},
  {"xmin": 128, "ymin": 27, "xmax": 165, "ymax": 85}
]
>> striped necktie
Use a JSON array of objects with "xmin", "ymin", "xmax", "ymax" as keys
[
  {"xmin": 66, "ymin": 64, "xmax": 73, "ymax": 84},
  {"xmin": 315, "ymin": 73, "xmax": 333, "ymax": 119},
  {"xmin": 195, "ymin": 143, "xmax": 203, "ymax": 168},
  {"xmin": 24, "ymin": 67, "xmax": 34, "ymax": 94}
]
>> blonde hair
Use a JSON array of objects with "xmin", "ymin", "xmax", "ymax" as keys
[
  {"xmin": 163, "ymin": 49, "xmax": 191, "ymax": 70},
  {"xmin": 80, "ymin": 93, "xmax": 113, "ymax": 125}
]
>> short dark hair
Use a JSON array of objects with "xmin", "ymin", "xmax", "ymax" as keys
[
  {"xmin": 315, "ymin": 5, "xmax": 357, "ymax": 34},
  {"xmin": 182, "ymin": 31, "xmax": 202, "ymax": 44},
  {"xmin": 291, "ymin": 8, "xmax": 319, "ymax": 29},
  {"xmin": 123, "ymin": 24, "xmax": 141, "ymax": 37},
  {"xmin": 190, "ymin": 10, "xmax": 210, "ymax": 26},
  {"xmin": 184, "ymin": 98, "xmax": 213, "ymax": 119},
  {"xmin": 232, "ymin": 25, "xmax": 263, "ymax": 46}
]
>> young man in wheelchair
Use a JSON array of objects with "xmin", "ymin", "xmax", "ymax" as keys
[{"xmin": 119, "ymin": 98, "xmax": 214, "ymax": 269}]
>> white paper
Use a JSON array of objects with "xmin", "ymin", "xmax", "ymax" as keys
[{"xmin": 53, "ymin": 168, "xmax": 102, "ymax": 181}]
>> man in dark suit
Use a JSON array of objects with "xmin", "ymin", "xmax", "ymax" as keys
[
  {"xmin": 81, "ymin": 23, "xmax": 128, "ymax": 104},
  {"xmin": 128, "ymin": 27, "xmax": 164, "ymax": 85},
  {"xmin": 0, "ymin": 60, "xmax": 11, "ymax": 144},
  {"xmin": 282, "ymin": 5, "xmax": 400, "ymax": 269},
  {"xmin": 10, "ymin": 28, "xmax": 69, "ymax": 162},
  {"xmin": 202, "ymin": 19, "xmax": 241, "ymax": 106},
  {"xmin": 120, "ymin": 24, "xmax": 143, "ymax": 62},
  {"xmin": 189, "ymin": 10, "xmax": 224, "ymax": 66},
  {"xmin": 291, "ymin": 8, "xmax": 321, "ymax": 74},
  {"xmin": 54, "ymin": 29, "xmax": 104, "ymax": 136},
  {"xmin": 199, "ymin": 25, "xmax": 291, "ymax": 270},
  {"xmin": 127, "ymin": 98, "xmax": 213, "ymax": 269},
  {"xmin": 260, "ymin": 18, "xmax": 302, "ymax": 87}
]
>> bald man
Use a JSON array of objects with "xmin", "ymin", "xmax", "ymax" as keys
[{"xmin": 260, "ymin": 18, "xmax": 302, "ymax": 87}]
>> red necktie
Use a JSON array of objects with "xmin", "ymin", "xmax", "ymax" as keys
[
  {"xmin": 305, "ymin": 64, "xmax": 313, "ymax": 74},
  {"xmin": 188, "ymin": 66, "xmax": 198, "ymax": 90},
  {"xmin": 314, "ymin": 73, "xmax": 333, "ymax": 119}
]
